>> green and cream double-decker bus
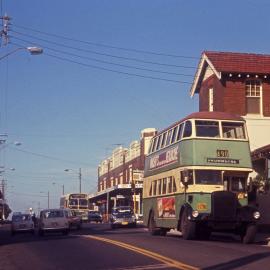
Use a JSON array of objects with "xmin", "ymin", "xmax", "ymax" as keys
[{"xmin": 143, "ymin": 111, "xmax": 260, "ymax": 243}]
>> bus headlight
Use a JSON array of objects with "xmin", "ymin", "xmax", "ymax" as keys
[
  {"xmin": 192, "ymin": 210, "xmax": 199, "ymax": 218},
  {"xmin": 253, "ymin": 211, "xmax": 260, "ymax": 220}
]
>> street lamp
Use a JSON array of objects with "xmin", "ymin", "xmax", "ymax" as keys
[
  {"xmin": 0, "ymin": 46, "xmax": 43, "ymax": 61},
  {"xmin": 64, "ymin": 168, "xmax": 82, "ymax": 193}
]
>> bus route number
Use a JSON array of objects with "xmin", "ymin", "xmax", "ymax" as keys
[{"xmin": 217, "ymin": 149, "xmax": 229, "ymax": 158}]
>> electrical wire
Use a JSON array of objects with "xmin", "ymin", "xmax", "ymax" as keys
[
  {"xmin": 10, "ymin": 30, "xmax": 197, "ymax": 69},
  {"xmin": 10, "ymin": 36, "xmax": 194, "ymax": 77},
  {"xmin": 12, "ymin": 23, "xmax": 199, "ymax": 60},
  {"xmin": 8, "ymin": 145, "xmax": 94, "ymax": 166}
]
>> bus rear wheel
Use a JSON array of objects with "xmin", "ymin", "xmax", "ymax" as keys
[
  {"xmin": 181, "ymin": 209, "xmax": 196, "ymax": 240},
  {"xmin": 148, "ymin": 212, "xmax": 159, "ymax": 236}
]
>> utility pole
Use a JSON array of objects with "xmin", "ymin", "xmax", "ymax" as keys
[
  {"xmin": 47, "ymin": 191, "xmax": 50, "ymax": 208},
  {"xmin": 1, "ymin": 179, "xmax": 5, "ymax": 200},
  {"xmin": 0, "ymin": 14, "xmax": 11, "ymax": 46},
  {"xmin": 62, "ymin": 184, "xmax": 65, "ymax": 195},
  {"xmin": 79, "ymin": 168, "xmax": 82, "ymax": 193}
]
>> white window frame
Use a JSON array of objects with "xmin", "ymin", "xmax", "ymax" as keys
[
  {"xmin": 245, "ymin": 80, "xmax": 262, "ymax": 115},
  {"xmin": 209, "ymin": 88, "xmax": 214, "ymax": 112}
]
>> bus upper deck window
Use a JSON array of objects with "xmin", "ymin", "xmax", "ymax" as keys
[
  {"xmin": 222, "ymin": 122, "xmax": 246, "ymax": 139},
  {"xmin": 195, "ymin": 120, "xmax": 220, "ymax": 138},
  {"xmin": 165, "ymin": 130, "xmax": 172, "ymax": 146},
  {"xmin": 155, "ymin": 135, "xmax": 162, "ymax": 151},
  {"xmin": 160, "ymin": 132, "xmax": 167, "ymax": 148},
  {"xmin": 183, "ymin": 121, "xmax": 192, "ymax": 138},
  {"xmin": 176, "ymin": 124, "xmax": 183, "ymax": 141},
  {"xmin": 171, "ymin": 126, "xmax": 178, "ymax": 144},
  {"xmin": 151, "ymin": 137, "xmax": 157, "ymax": 153}
]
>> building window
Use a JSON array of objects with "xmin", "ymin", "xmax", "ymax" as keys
[
  {"xmin": 245, "ymin": 80, "xmax": 261, "ymax": 114},
  {"xmin": 209, "ymin": 88, "xmax": 214, "ymax": 111}
]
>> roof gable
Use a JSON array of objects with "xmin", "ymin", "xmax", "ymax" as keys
[{"xmin": 190, "ymin": 51, "xmax": 270, "ymax": 96}]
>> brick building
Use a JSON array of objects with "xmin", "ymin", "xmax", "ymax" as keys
[
  {"xmin": 190, "ymin": 51, "xmax": 270, "ymax": 152},
  {"xmin": 88, "ymin": 128, "xmax": 156, "ymax": 219},
  {"xmin": 190, "ymin": 51, "xmax": 270, "ymax": 226}
]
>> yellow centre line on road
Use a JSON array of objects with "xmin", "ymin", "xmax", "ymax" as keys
[{"xmin": 84, "ymin": 235, "xmax": 199, "ymax": 270}]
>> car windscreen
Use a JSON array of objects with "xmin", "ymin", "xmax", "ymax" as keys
[
  {"xmin": 114, "ymin": 212, "xmax": 133, "ymax": 218},
  {"xmin": 42, "ymin": 210, "xmax": 64, "ymax": 219},
  {"xmin": 12, "ymin": 214, "xmax": 31, "ymax": 222}
]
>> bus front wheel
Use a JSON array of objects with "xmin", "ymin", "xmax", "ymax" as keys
[{"xmin": 181, "ymin": 209, "xmax": 196, "ymax": 240}]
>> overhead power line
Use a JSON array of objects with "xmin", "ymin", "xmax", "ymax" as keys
[
  {"xmin": 44, "ymin": 52, "xmax": 191, "ymax": 84},
  {"xmin": 8, "ymin": 145, "xmax": 94, "ymax": 166},
  {"xmin": 10, "ymin": 36, "xmax": 193, "ymax": 77},
  {"xmin": 12, "ymin": 23, "xmax": 199, "ymax": 60},
  {"xmin": 11, "ymin": 41, "xmax": 191, "ymax": 84},
  {"xmin": 10, "ymin": 30, "xmax": 196, "ymax": 69}
]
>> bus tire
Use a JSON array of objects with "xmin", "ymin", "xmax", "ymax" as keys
[
  {"xmin": 181, "ymin": 209, "xmax": 196, "ymax": 240},
  {"xmin": 242, "ymin": 224, "xmax": 257, "ymax": 244},
  {"xmin": 160, "ymin": 228, "xmax": 167, "ymax": 236},
  {"xmin": 148, "ymin": 211, "xmax": 159, "ymax": 236}
]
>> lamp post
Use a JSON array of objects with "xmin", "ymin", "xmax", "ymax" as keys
[
  {"xmin": 64, "ymin": 168, "xmax": 82, "ymax": 193},
  {"xmin": 0, "ymin": 46, "xmax": 43, "ymax": 61}
]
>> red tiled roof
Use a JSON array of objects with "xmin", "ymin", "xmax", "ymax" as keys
[{"xmin": 204, "ymin": 51, "xmax": 270, "ymax": 74}]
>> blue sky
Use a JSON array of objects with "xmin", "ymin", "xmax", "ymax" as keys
[{"xmin": 0, "ymin": 0, "xmax": 269, "ymax": 213}]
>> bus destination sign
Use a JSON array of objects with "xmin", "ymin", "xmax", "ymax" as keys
[{"xmin": 207, "ymin": 149, "xmax": 239, "ymax": 164}]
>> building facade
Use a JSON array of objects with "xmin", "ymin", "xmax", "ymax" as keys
[
  {"xmin": 190, "ymin": 51, "xmax": 270, "ymax": 151},
  {"xmin": 89, "ymin": 128, "xmax": 156, "ymax": 220},
  {"xmin": 190, "ymin": 51, "xmax": 270, "ymax": 227}
]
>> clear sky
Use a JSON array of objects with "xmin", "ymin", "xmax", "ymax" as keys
[{"xmin": 0, "ymin": 0, "xmax": 269, "ymax": 213}]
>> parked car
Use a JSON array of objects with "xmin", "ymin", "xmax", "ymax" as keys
[
  {"xmin": 11, "ymin": 213, "xmax": 35, "ymax": 235},
  {"xmin": 38, "ymin": 209, "xmax": 69, "ymax": 236},
  {"xmin": 88, "ymin": 211, "xmax": 103, "ymax": 223},
  {"xmin": 110, "ymin": 206, "xmax": 136, "ymax": 229},
  {"xmin": 66, "ymin": 209, "xmax": 82, "ymax": 230}
]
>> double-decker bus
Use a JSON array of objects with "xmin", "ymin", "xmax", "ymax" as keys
[
  {"xmin": 143, "ymin": 111, "xmax": 260, "ymax": 243},
  {"xmin": 60, "ymin": 193, "xmax": 89, "ymax": 222}
]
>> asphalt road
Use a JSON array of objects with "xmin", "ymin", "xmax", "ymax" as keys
[{"xmin": 1, "ymin": 223, "xmax": 270, "ymax": 270}]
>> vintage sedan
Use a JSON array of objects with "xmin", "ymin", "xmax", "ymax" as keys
[
  {"xmin": 38, "ymin": 209, "xmax": 69, "ymax": 236},
  {"xmin": 11, "ymin": 213, "xmax": 35, "ymax": 235},
  {"xmin": 110, "ymin": 206, "xmax": 136, "ymax": 229}
]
